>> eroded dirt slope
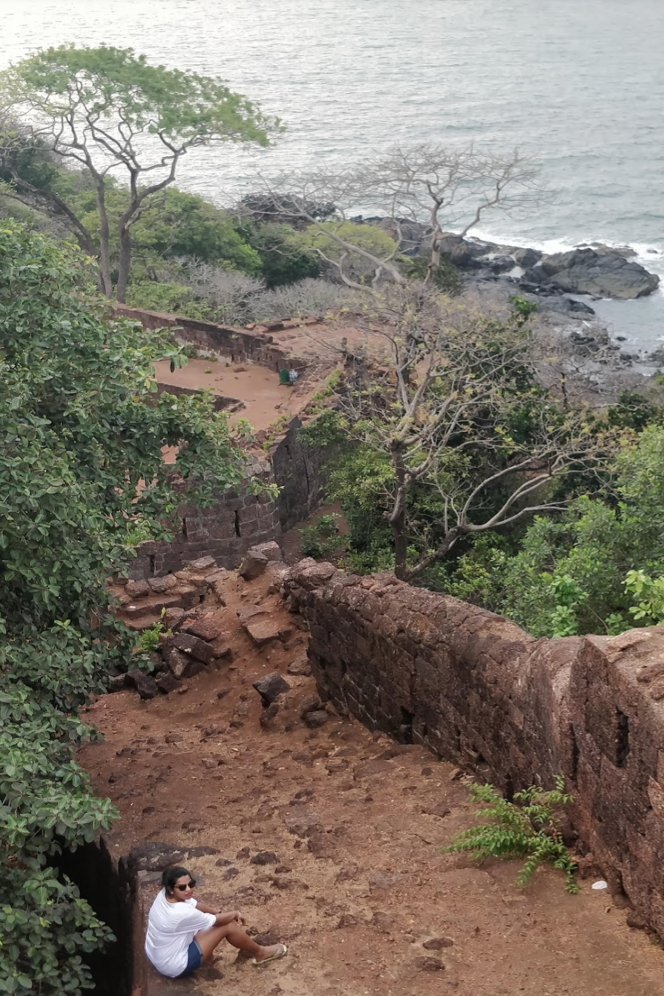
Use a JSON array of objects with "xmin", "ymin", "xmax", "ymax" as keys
[{"xmin": 80, "ymin": 567, "xmax": 664, "ymax": 996}]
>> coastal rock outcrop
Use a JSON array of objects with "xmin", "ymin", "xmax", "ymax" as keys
[
  {"xmin": 362, "ymin": 217, "xmax": 660, "ymax": 301},
  {"xmin": 528, "ymin": 248, "xmax": 660, "ymax": 299}
]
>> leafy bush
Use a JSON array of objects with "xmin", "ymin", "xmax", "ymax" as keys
[
  {"xmin": 624, "ymin": 569, "xmax": 664, "ymax": 625},
  {"xmin": 135, "ymin": 613, "xmax": 168, "ymax": 655},
  {"xmin": 447, "ymin": 777, "xmax": 579, "ymax": 893},
  {"xmin": 128, "ymin": 188, "xmax": 262, "ymax": 274},
  {"xmin": 403, "ymin": 251, "xmax": 462, "ymax": 294},
  {"xmin": 445, "ymin": 424, "xmax": 664, "ymax": 637},
  {"xmin": 237, "ymin": 221, "xmax": 321, "ymax": 287},
  {"xmin": 0, "ymin": 221, "xmax": 247, "ymax": 994},
  {"xmin": 293, "ymin": 220, "xmax": 398, "ymax": 284},
  {"xmin": 124, "ymin": 279, "xmax": 201, "ymax": 315},
  {"xmin": 300, "ymin": 514, "xmax": 344, "ymax": 559}
]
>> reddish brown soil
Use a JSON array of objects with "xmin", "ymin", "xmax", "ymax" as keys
[
  {"xmin": 80, "ymin": 568, "xmax": 664, "ymax": 996},
  {"xmin": 153, "ymin": 358, "xmax": 315, "ymax": 433},
  {"xmin": 253, "ymin": 320, "xmax": 386, "ymax": 369}
]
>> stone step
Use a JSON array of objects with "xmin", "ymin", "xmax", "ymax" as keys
[
  {"xmin": 121, "ymin": 588, "xmax": 202, "ymax": 618},
  {"xmin": 121, "ymin": 612, "xmax": 164, "ymax": 632}
]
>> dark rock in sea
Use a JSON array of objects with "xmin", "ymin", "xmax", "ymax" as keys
[
  {"xmin": 646, "ymin": 346, "xmax": 664, "ymax": 365},
  {"xmin": 565, "ymin": 298, "xmax": 596, "ymax": 315},
  {"xmin": 354, "ymin": 218, "xmax": 660, "ymax": 303},
  {"xmin": 576, "ymin": 242, "xmax": 637, "ymax": 259},
  {"xmin": 513, "ymin": 246, "xmax": 542, "ymax": 268},
  {"xmin": 570, "ymin": 329, "xmax": 607, "ymax": 351},
  {"xmin": 484, "ymin": 254, "xmax": 516, "ymax": 274},
  {"xmin": 537, "ymin": 248, "xmax": 659, "ymax": 299}
]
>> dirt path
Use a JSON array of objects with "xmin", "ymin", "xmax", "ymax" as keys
[{"xmin": 80, "ymin": 568, "xmax": 664, "ymax": 996}]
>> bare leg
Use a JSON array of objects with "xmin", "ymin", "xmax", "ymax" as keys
[{"xmin": 194, "ymin": 922, "xmax": 284, "ymax": 964}]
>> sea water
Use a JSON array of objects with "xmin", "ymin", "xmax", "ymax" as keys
[{"xmin": 2, "ymin": 0, "xmax": 664, "ymax": 344}]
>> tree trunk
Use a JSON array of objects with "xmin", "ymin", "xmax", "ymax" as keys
[
  {"xmin": 116, "ymin": 224, "xmax": 132, "ymax": 304},
  {"xmin": 391, "ymin": 506, "xmax": 409, "ymax": 580},
  {"xmin": 424, "ymin": 201, "xmax": 444, "ymax": 287},
  {"xmin": 5, "ymin": 172, "xmax": 98, "ymax": 259},
  {"xmin": 426, "ymin": 233, "xmax": 442, "ymax": 287},
  {"xmin": 404, "ymin": 527, "xmax": 462, "ymax": 581},
  {"xmin": 95, "ymin": 181, "xmax": 113, "ymax": 298},
  {"xmin": 389, "ymin": 445, "xmax": 409, "ymax": 580}
]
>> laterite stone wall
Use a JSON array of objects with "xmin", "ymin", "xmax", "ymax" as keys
[{"xmin": 285, "ymin": 559, "xmax": 664, "ymax": 940}]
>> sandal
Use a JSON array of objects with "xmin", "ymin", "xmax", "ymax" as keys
[{"xmin": 252, "ymin": 943, "xmax": 288, "ymax": 967}]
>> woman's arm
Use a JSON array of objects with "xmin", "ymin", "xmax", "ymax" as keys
[
  {"xmin": 215, "ymin": 910, "xmax": 245, "ymax": 926},
  {"xmin": 195, "ymin": 902, "xmax": 244, "ymax": 926},
  {"xmin": 194, "ymin": 901, "xmax": 219, "ymax": 915}
]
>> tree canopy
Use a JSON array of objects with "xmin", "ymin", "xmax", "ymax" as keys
[
  {"xmin": 304, "ymin": 287, "xmax": 617, "ymax": 581},
  {"xmin": 0, "ymin": 45, "xmax": 278, "ymax": 299},
  {"xmin": 0, "ymin": 221, "xmax": 249, "ymax": 994}
]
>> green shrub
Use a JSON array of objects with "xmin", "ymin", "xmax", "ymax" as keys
[
  {"xmin": 624, "ymin": 569, "xmax": 664, "ymax": 625},
  {"xmin": 447, "ymin": 776, "xmax": 579, "ymax": 893},
  {"xmin": 0, "ymin": 221, "xmax": 247, "ymax": 995},
  {"xmin": 125, "ymin": 279, "xmax": 198, "ymax": 315},
  {"xmin": 237, "ymin": 221, "xmax": 320, "ymax": 287},
  {"xmin": 300, "ymin": 514, "xmax": 343, "ymax": 559},
  {"xmin": 403, "ymin": 252, "xmax": 462, "ymax": 294}
]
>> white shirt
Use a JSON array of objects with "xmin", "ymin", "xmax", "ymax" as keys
[{"xmin": 144, "ymin": 890, "xmax": 216, "ymax": 977}]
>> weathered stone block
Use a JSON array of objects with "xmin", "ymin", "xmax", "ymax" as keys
[
  {"xmin": 162, "ymin": 607, "xmax": 185, "ymax": 631},
  {"xmin": 169, "ymin": 633, "xmax": 216, "ymax": 666},
  {"xmin": 126, "ymin": 579, "xmax": 150, "ymax": 599},
  {"xmin": 253, "ymin": 672, "xmax": 291, "ymax": 707},
  {"xmin": 183, "ymin": 616, "xmax": 223, "ymax": 642},
  {"xmin": 164, "ymin": 647, "xmax": 193, "ymax": 680},
  {"xmin": 125, "ymin": 670, "xmax": 159, "ymax": 700},
  {"xmin": 156, "ymin": 673, "xmax": 181, "ymax": 695},
  {"xmin": 239, "ymin": 548, "xmax": 269, "ymax": 580},
  {"xmin": 147, "ymin": 574, "xmax": 178, "ymax": 595},
  {"xmin": 246, "ymin": 618, "xmax": 287, "ymax": 646},
  {"xmin": 254, "ymin": 540, "xmax": 282, "ymax": 562},
  {"xmin": 185, "ymin": 555, "xmax": 217, "ymax": 571}
]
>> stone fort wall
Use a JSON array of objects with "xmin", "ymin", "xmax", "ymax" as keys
[
  {"xmin": 113, "ymin": 304, "xmax": 294, "ymax": 372},
  {"xmin": 128, "ymin": 417, "xmax": 327, "ymax": 579},
  {"xmin": 286, "ymin": 559, "xmax": 664, "ymax": 940},
  {"xmin": 114, "ymin": 305, "xmax": 327, "ymax": 579}
]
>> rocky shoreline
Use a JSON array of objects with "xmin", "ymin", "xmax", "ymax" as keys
[
  {"xmin": 365, "ymin": 217, "xmax": 661, "ymax": 303},
  {"xmin": 435, "ymin": 233, "xmax": 660, "ymax": 301},
  {"xmin": 360, "ymin": 218, "xmax": 664, "ymax": 391},
  {"xmin": 356, "ymin": 217, "xmax": 664, "ymax": 402}
]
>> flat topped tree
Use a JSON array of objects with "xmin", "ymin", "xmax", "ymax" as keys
[{"xmin": 0, "ymin": 44, "xmax": 279, "ymax": 298}]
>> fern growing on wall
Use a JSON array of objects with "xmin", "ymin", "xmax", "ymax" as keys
[{"xmin": 446, "ymin": 776, "xmax": 579, "ymax": 894}]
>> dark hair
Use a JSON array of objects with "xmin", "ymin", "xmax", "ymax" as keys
[{"xmin": 162, "ymin": 866, "xmax": 191, "ymax": 894}]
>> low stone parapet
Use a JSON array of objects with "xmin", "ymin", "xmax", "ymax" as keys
[{"xmin": 284, "ymin": 559, "xmax": 664, "ymax": 941}]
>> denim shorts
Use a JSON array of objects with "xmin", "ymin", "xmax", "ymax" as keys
[{"xmin": 178, "ymin": 939, "xmax": 203, "ymax": 977}]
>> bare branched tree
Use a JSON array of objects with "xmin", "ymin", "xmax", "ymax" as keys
[
  {"xmin": 240, "ymin": 144, "xmax": 540, "ymax": 291},
  {"xmin": 331, "ymin": 285, "xmax": 616, "ymax": 581},
  {"xmin": 364, "ymin": 145, "xmax": 541, "ymax": 286}
]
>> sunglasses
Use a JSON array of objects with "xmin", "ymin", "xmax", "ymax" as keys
[{"xmin": 176, "ymin": 880, "xmax": 196, "ymax": 891}]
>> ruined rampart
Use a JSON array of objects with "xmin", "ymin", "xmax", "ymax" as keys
[
  {"xmin": 113, "ymin": 304, "xmax": 292, "ymax": 371},
  {"xmin": 152, "ymin": 380, "xmax": 243, "ymax": 412},
  {"xmin": 286, "ymin": 559, "xmax": 664, "ymax": 939},
  {"xmin": 128, "ymin": 417, "xmax": 327, "ymax": 579},
  {"xmin": 113, "ymin": 304, "xmax": 328, "ymax": 578}
]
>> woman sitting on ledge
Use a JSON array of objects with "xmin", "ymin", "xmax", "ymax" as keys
[{"xmin": 145, "ymin": 865, "xmax": 288, "ymax": 979}]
